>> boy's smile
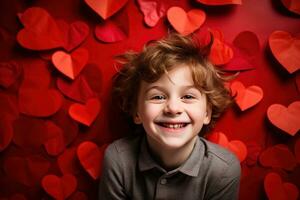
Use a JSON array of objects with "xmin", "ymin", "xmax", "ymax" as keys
[{"xmin": 135, "ymin": 64, "xmax": 211, "ymax": 162}]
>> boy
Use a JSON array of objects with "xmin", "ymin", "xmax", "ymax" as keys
[{"xmin": 99, "ymin": 33, "xmax": 241, "ymax": 200}]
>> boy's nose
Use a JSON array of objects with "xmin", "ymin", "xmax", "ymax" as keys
[{"xmin": 163, "ymin": 98, "xmax": 183, "ymax": 115}]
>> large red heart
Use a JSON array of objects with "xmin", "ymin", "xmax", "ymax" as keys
[
  {"xmin": 137, "ymin": 0, "xmax": 173, "ymax": 27},
  {"xmin": 196, "ymin": 0, "xmax": 242, "ymax": 5},
  {"xmin": 52, "ymin": 48, "xmax": 89, "ymax": 80},
  {"xmin": 0, "ymin": 61, "xmax": 22, "ymax": 88},
  {"xmin": 77, "ymin": 141, "xmax": 108, "ymax": 179},
  {"xmin": 43, "ymin": 121, "xmax": 65, "ymax": 156},
  {"xmin": 17, "ymin": 7, "xmax": 63, "ymax": 50},
  {"xmin": 206, "ymin": 132, "xmax": 247, "ymax": 162},
  {"xmin": 84, "ymin": 0, "xmax": 129, "ymax": 20},
  {"xmin": 167, "ymin": 7, "xmax": 206, "ymax": 36},
  {"xmin": 69, "ymin": 98, "xmax": 101, "ymax": 126},
  {"xmin": 18, "ymin": 88, "xmax": 63, "ymax": 117},
  {"xmin": 269, "ymin": 31, "xmax": 300, "ymax": 74},
  {"xmin": 42, "ymin": 174, "xmax": 77, "ymax": 200},
  {"xmin": 281, "ymin": 0, "xmax": 300, "ymax": 15},
  {"xmin": 56, "ymin": 76, "xmax": 95, "ymax": 103},
  {"xmin": 231, "ymin": 81, "xmax": 263, "ymax": 111},
  {"xmin": 259, "ymin": 144, "xmax": 297, "ymax": 171},
  {"xmin": 267, "ymin": 101, "xmax": 300, "ymax": 136},
  {"xmin": 264, "ymin": 172, "xmax": 299, "ymax": 200},
  {"xmin": 0, "ymin": 116, "xmax": 13, "ymax": 152},
  {"xmin": 4, "ymin": 155, "xmax": 50, "ymax": 187}
]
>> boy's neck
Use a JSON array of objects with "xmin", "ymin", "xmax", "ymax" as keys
[{"xmin": 146, "ymin": 136, "xmax": 197, "ymax": 171}]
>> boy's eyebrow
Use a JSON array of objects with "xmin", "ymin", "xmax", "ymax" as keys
[{"xmin": 144, "ymin": 85, "xmax": 199, "ymax": 93}]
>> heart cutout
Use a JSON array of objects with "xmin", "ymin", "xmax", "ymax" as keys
[
  {"xmin": 259, "ymin": 144, "xmax": 297, "ymax": 171},
  {"xmin": 77, "ymin": 141, "xmax": 108, "ymax": 179},
  {"xmin": 56, "ymin": 76, "xmax": 95, "ymax": 103},
  {"xmin": 0, "ymin": 116, "xmax": 13, "ymax": 152},
  {"xmin": 231, "ymin": 81, "xmax": 263, "ymax": 111},
  {"xmin": 52, "ymin": 48, "xmax": 89, "ymax": 80},
  {"xmin": 58, "ymin": 147, "xmax": 81, "ymax": 175},
  {"xmin": 281, "ymin": 0, "xmax": 300, "ymax": 15},
  {"xmin": 4, "ymin": 155, "xmax": 50, "ymax": 187},
  {"xmin": 196, "ymin": 0, "xmax": 242, "ymax": 5},
  {"xmin": 206, "ymin": 132, "xmax": 247, "ymax": 162},
  {"xmin": 269, "ymin": 30, "xmax": 300, "ymax": 74},
  {"xmin": 42, "ymin": 174, "xmax": 77, "ymax": 200},
  {"xmin": 264, "ymin": 172, "xmax": 299, "ymax": 200},
  {"xmin": 17, "ymin": 7, "xmax": 63, "ymax": 50},
  {"xmin": 69, "ymin": 98, "xmax": 101, "ymax": 126},
  {"xmin": 267, "ymin": 101, "xmax": 300, "ymax": 136},
  {"xmin": 18, "ymin": 88, "xmax": 63, "ymax": 117},
  {"xmin": 84, "ymin": 0, "xmax": 129, "ymax": 20},
  {"xmin": 167, "ymin": 7, "xmax": 206, "ymax": 36},
  {"xmin": 0, "ymin": 61, "xmax": 22, "ymax": 88}
]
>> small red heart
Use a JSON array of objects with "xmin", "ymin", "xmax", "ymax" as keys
[
  {"xmin": 167, "ymin": 7, "xmax": 206, "ymax": 36},
  {"xmin": 281, "ymin": 0, "xmax": 300, "ymax": 15},
  {"xmin": 231, "ymin": 81, "xmax": 263, "ymax": 111},
  {"xmin": 42, "ymin": 174, "xmax": 77, "ymax": 200},
  {"xmin": 4, "ymin": 155, "xmax": 50, "ymax": 187},
  {"xmin": 18, "ymin": 88, "xmax": 63, "ymax": 117},
  {"xmin": 206, "ymin": 132, "xmax": 247, "ymax": 162},
  {"xmin": 259, "ymin": 144, "xmax": 297, "ymax": 171},
  {"xmin": 269, "ymin": 31, "xmax": 300, "ymax": 74},
  {"xmin": 59, "ymin": 21, "xmax": 90, "ymax": 52},
  {"xmin": 267, "ymin": 101, "xmax": 300, "ymax": 136},
  {"xmin": 84, "ymin": 0, "xmax": 129, "ymax": 20},
  {"xmin": 43, "ymin": 121, "xmax": 65, "ymax": 156},
  {"xmin": 69, "ymin": 98, "xmax": 101, "ymax": 126},
  {"xmin": 264, "ymin": 172, "xmax": 299, "ymax": 200},
  {"xmin": 77, "ymin": 141, "xmax": 108, "ymax": 179},
  {"xmin": 137, "ymin": 0, "xmax": 173, "ymax": 27},
  {"xmin": 56, "ymin": 76, "xmax": 95, "ymax": 103},
  {"xmin": 196, "ymin": 0, "xmax": 242, "ymax": 5},
  {"xmin": 52, "ymin": 48, "xmax": 89, "ymax": 80},
  {"xmin": 17, "ymin": 7, "xmax": 63, "ymax": 50},
  {"xmin": 0, "ymin": 61, "xmax": 22, "ymax": 88},
  {"xmin": 58, "ymin": 147, "xmax": 81, "ymax": 175},
  {"xmin": 0, "ymin": 116, "xmax": 13, "ymax": 152},
  {"xmin": 233, "ymin": 31, "xmax": 260, "ymax": 58}
]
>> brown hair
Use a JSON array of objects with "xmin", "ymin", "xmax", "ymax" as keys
[{"xmin": 112, "ymin": 33, "xmax": 232, "ymax": 135}]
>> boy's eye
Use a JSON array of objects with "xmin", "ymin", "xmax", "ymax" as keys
[
  {"xmin": 151, "ymin": 95, "xmax": 165, "ymax": 100},
  {"xmin": 182, "ymin": 95, "xmax": 195, "ymax": 99}
]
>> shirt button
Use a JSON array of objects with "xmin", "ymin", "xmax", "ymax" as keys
[{"xmin": 160, "ymin": 178, "xmax": 167, "ymax": 185}]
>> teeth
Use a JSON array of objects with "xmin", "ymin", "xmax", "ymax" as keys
[{"xmin": 162, "ymin": 123, "xmax": 185, "ymax": 129}]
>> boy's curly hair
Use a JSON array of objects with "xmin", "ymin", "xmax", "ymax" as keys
[{"xmin": 112, "ymin": 33, "xmax": 232, "ymax": 135}]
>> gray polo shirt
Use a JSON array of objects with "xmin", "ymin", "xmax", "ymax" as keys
[{"xmin": 99, "ymin": 134, "xmax": 241, "ymax": 200}]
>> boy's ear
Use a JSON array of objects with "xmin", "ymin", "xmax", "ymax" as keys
[
  {"xmin": 133, "ymin": 113, "xmax": 142, "ymax": 124},
  {"xmin": 203, "ymin": 106, "xmax": 212, "ymax": 125}
]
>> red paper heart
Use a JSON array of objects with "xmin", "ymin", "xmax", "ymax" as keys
[
  {"xmin": 245, "ymin": 142, "xmax": 262, "ymax": 166},
  {"xmin": 0, "ymin": 116, "xmax": 13, "ymax": 152},
  {"xmin": 267, "ymin": 101, "xmax": 300, "ymax": 136},
  {"xmin": 206, "ymin": 132, "xmax": 247, "ymax": 162},
  {"xmin": 69, "ymin": 98, "xmax": 101, "ymax": 126},
  {"xmin": 17, "ymin": 7, "xmax": 63, "ymax": 50},
  {"xmin": 209, "ymin": 33, "xmax": 234, "ymax": 65},
  {"xmin": 295, "ymin": 138, "xmax": 300, "ymax": 163},
  {"xmin": 167, "ymin": 7, "xmax": 206, "ymax": 36},
  {"xmin": 269, "ymin": 30, "xmax": 300, "ymax": 74},
  {"xmin": 264, "ymin": 172, "xmax": 299, "ymax": 200},
  {"xmin": 84, "ymin": 0, "xmax": 129, "ymax": 20},
  {"xmin": 77, "ymin": 141, "xmax": 108, "ymax": 179},
  {"xmin": 222, "ymin": 46, "xmax": 255, "ymax": 71},
  {"xmin": 58, "ymin": 147, "xmax": 81, "ymax": 175},
  {"xmin": 281, "ymin": 0, "xmax": 300, "ymax": 15},
  {"xmin": 4, "ymin": 155, "xmax": 50, "ymax": 186},
  {"xmin": 231, "ymin": 81, "xmax": 263, "ymax": 111},
  {"xmin": 18, "ymin": 88, "xmax": 63, "ymax": 117},
  {"xmin": 0, "ymin": 61, "xmax": 22, "ymax": 88},
  {"xmin": 259, "ymin": 144, "xmax": 297, "ymax": 171},
  {"xmin": 42, "ymin": 174, "xmax": 77, "ymax": 200},
  {"xmin": 196, "ymin": 0, "xmax": 242, "ymax": 5},
  {"xmin": 137, "ymin": 0, "xmax": 173, "ymax": 27},
  {"xmin": 59, "ymin": 20, "xmax": 90, "ymax": 52},
  {"xmin": 233, "ymin": 31, "xmax": 260, "ymax": 57},
  {"xmin": 43, "ymin": 121, "xmax": 65, "ymax": 156},
  {"xmin": 95, "ymin": 14, "xmax": 128, "ymax": 43},
  {"xmin": 52, "ymin": 48, "xmax": 89, "ymax": 80},
  {"xmin": 56, "ymin": 76, "xmax": 95, "ymax": 103}
]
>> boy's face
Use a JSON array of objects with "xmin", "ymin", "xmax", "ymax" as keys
[{"xmin": 135, "ymin": 64, "xmax": 211, "ymax": 151}]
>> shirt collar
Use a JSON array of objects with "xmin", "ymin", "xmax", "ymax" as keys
[{"xmin": 138, "ymin": 135, "xmax": 205, "ymax": 177}]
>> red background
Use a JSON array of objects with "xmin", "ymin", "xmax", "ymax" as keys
[{"xmin": 0, "ymin": 0, "xmax": 299, "ymax": 199}]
